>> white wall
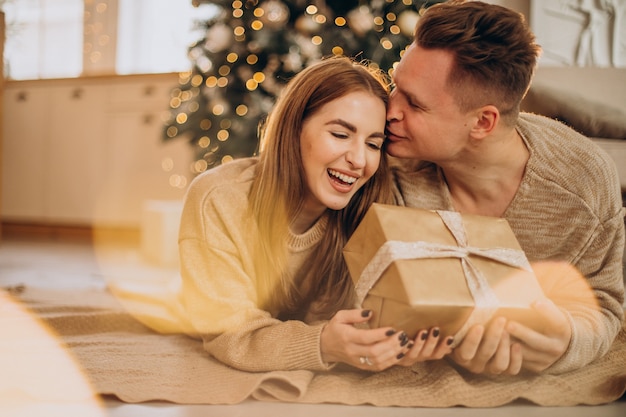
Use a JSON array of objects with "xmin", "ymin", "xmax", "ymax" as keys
[
  {"xmin": 531, "ymin": 0, "xmax": 626, "ymax": 67},
  {"xmin": 485, "ymin": 0, "xmax": 626, "ymax": 68}
]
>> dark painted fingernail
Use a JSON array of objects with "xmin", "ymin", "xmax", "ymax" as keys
[
  {"xmin": 407, "ymin": 342, "xmax": 414, "ymax": 349},
  {"xmin": 361, "ymin": 309, "xmax": 371, "ymax": 317},
  {"xmin": 432, "ymin": 328, "xmax": 440, "ymax": 338},
  {"xmin": 420, "ymin": 331, "xmax": 428, "ymax": 341},
  {"xmin": 398, "ymin": 332, "xmax": 407, "ymax": 341},
  {"xmin": 446, "ymin": 337, "xmax": 454, "ymax": 346},
  {"xmin": 396, "ymin": 352, "xmax": 405, "ymax": 360},
  {"xmin": 400, "ymin": 337, "xmax": 409, "ymax": 347},
  {"xmin": 385, "ymin": 329, "xmax": 396, "ymax": 336}
]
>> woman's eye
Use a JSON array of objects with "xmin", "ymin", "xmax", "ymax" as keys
[
  {"xmin": 331, "ymin": 131, "xmax": 349, "ymax": 139},
  {"xmin": 367, "ymin": 141, "xmax": 383, "ymax": 150}
]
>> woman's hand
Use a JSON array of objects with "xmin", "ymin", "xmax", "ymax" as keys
[
  {"xmin": 320, "ymin": 309, "xmax": 452, "ymax": 371},
  {"xmin": 320, "ymin": 309, "xmax": 406, "ymax": 371},
  {"xmin": 396, "ymin": 327, "xmax": 454, "ymax": 367}
]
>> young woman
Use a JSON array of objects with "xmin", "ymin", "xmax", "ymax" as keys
[{"xmin": 178, "ymin": 55, "xmax": 398, "ymax": 372}]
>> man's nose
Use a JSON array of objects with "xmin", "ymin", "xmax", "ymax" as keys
[{"xmin": 386, "ymin": 91, "xmax": 403, "ymax": 122}]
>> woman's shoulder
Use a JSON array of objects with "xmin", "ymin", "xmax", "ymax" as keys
[
  {"xmin": 187, "ymin": 157, "xmax": 259, "ymax": 197},
  {"xmin": 179, "ymin": 158, "xmax": 259, "ymax": 238}
]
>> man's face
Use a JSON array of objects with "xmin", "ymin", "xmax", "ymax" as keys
[{"xmin": 386, "ymin": 43, "xmax": 474, "ymax": 163}]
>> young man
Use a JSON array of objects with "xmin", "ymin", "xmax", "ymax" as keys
[{"xmin": 386, "ymin": 0, "xmax": 625, "ymax": 375}]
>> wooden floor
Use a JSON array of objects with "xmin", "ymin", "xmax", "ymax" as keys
[{"xmin": 1, "ymin": 233, "xmax": 625, "ymax": 417}]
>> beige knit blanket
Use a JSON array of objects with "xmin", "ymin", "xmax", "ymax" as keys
[{"xmin": 5, "ymin": 285, "xmax": 626, "ymax": 407}]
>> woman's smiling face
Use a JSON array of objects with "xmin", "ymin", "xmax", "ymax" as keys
[{"xmin": 299, "ymin": 90, "xmax": 387, "ymax": 217}]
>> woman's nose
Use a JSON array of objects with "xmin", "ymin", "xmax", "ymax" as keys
[{"xmin": 345, "ymin": 142, "xmax": 366, "ymax": 168}]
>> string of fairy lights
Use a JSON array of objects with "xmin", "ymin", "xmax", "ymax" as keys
[{"xmin": 162, "ymin": 0, "xmax": 441, "ymax": 180}]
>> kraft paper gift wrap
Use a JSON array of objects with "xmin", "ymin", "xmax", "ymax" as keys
[{"xmin": 343, "ymin": 204, "xmax": 546, "ymax": 345}]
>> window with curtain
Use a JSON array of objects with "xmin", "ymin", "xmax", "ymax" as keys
[{"xmin": 2, "ymin": 0, "xmax": 217, "ymax": 80}]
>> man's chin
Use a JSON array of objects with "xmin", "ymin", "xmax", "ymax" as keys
[{"xmin": 385, "ymin": 143, "xmax": 412, "ymax": 159}]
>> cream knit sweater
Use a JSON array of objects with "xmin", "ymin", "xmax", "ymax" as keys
[
  {"xmin": 177, "ymin": 157, "xmax": 334, "ymax": 372},
  {"xmin": 393, "ymin": 112, "xmax": 626, "ymax": 374}
]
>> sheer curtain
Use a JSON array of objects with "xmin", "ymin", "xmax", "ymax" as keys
[{"xmin": 2, "ymin": 0, "xmax": 215, "ymax": 80}]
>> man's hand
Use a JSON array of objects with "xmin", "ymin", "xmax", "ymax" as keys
[
  {"xmin": 449, "ymin": 298, "xmax": 571, "ymax": 375},
  {"xmin": 448, "ymin": 260, "xmax": 585, "ymax": 375},
  {"xmin": 448, "ymin": 317, "xmax": 523, "ymax": 375},
  {"xmin": 506, "ymin": 298, "xmax": 571, "ymax": 373}
]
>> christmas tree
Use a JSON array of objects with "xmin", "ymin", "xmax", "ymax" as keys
[{"xmin": 163, "ymin": 0, "xmax": 443, "ymax": 174}]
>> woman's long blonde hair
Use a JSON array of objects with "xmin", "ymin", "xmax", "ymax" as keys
[{"xmin": 249, "ymin": 56, "xmax": 395, "ymax": 319}]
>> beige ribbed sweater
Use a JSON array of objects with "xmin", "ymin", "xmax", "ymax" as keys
[{"xmin": 393, "ymin": 112, "xmax": 626, "ymax": 374}]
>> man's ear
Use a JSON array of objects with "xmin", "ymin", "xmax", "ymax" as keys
[{"xmin": 470, "ymin": 105, "xmax": 499, "ymax": 139}]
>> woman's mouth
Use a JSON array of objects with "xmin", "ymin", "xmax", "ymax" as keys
[{"xmin": 328, "ymin": 168, "xmax": 357, "ymax": 185}]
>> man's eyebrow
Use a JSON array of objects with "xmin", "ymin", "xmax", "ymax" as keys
[
  {"xmin": 398, "ymin": 85, "xmax": 428, "ymax": 109},
  {"xmin": 392, "ymin": 72, "xmax": 425, "ymax": 106},
  {"xmin": 394, "ymin": 81, "xmax": 416, "ymax": 101}
]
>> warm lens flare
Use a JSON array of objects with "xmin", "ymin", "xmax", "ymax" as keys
[
  {"xmin": 530, "ymin": 260, "xmax": 599, "ymax": 312},
  {"xmin": 0, "ymin": 290, "xmax": 106, "ymax": 417}
]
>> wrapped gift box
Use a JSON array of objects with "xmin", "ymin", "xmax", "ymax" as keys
[{"xmin": 343, "ymin": 204, "xmax": 546, "ymax": 343}]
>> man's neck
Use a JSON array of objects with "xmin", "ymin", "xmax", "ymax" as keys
[{"xmin": 442, "ymin": 129, "xmax": 529, "ymax": 217}]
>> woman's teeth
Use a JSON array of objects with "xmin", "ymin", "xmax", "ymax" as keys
[{"xmin": 328, "ymin": 169, "xmax": 357, "ymax": 184}]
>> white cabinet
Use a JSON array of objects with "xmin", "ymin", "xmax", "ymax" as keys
[
  {"xmin": 94, "ymin": 76, "xmax": 193, "ymax": 227},
  {"xmin": 46, "ymin": 84, "xmax": 109, "ymax": 224},
  {"xmin": 2, "ymin": 86, "xmax": 49, "ymax": 220},
  {"xmin": 1, "ymin": 73, "xmax": 194, "ymax": 228}
]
